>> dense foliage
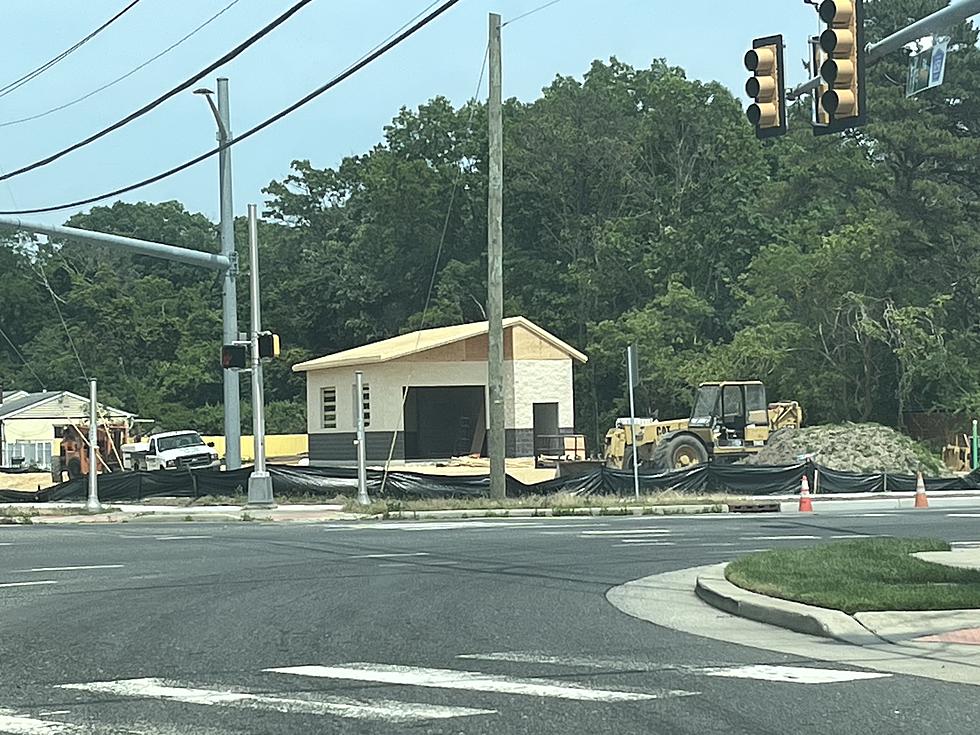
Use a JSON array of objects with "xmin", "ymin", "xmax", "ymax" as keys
[{"xmin": 1, "ymin": 1, "xmax": 977, "ymax": 446}]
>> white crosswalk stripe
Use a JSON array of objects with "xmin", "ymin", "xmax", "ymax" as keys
[
  {"xmin": 701, "ymin": 665, "xmax": 890, "ymax": 684},
  {"xmin": 58, "ymin": 678, "xmax": 494, "ymax": 723},
  {"xmin": 267, "ymin": 663, "xmax": 696, "ymax": 702},
  {"xmin": 0, "ymin": 708, "xmax": 77, "ymax": 734},
  {"xmin": 457, "ymin": 653, "xmax": 891, "ymax": 684}
]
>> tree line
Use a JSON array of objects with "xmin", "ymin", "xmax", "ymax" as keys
[{"xmin": 1, "ymin": 0, "xmax": 977, "ymax": 448}]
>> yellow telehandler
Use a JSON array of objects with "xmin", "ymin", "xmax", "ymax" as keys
[{"xmin": 604, "ymin": 380, "xmax": 802, "ymax": 472}]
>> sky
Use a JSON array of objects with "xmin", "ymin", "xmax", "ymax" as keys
[{"xmin": 0, "ymin": 1, "xmax": 830, "ymax": 228}]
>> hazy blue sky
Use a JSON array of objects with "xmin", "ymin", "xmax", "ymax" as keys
[{"xmin": 0, "ymin": 1, "xmax": 828, "ymax": 227}]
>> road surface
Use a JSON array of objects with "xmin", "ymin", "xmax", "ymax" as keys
[{"xmin": 1, "ymin": 507, "xmax": 978, "ymax": 733}]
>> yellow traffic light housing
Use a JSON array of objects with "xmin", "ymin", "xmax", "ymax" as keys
[
  {"xmin": 816, "ymin": 0, "xmax": 866, "ymax": 134},
  {"xmin": 744, "ymin": 35, "xmax": 787, "ymax": 139},
  {"xmin": 257, "ymin": 332, "xmax": 281, "ymax": 359}
]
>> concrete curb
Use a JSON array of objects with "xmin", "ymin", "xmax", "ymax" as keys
[
  {"xmin": 694, "ymin": 564, "xmax": 881, "ymax": 645},
  {"xmin": 383, "ymin": 503, "xmax": 728, "ymax": 520}
]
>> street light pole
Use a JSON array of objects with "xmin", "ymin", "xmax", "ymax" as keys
[
  {"xmin": 195, "ymin": 79, "xmax": 241, "ymax": 471},
  {"xmin": 246, "ymin": 204, "xmax": 274, "ymax": 507},
  {"xmin": 87, "ymin": 379, "xmax": 102, "ymax": 513}
]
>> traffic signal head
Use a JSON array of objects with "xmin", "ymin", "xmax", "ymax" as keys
[
  {"xmin": 257, "ymin": 332, "xmax": 281, "ymax": 359},
  {"xmin": 815, "ymin": 0, "xmax": 866, "ymax": 134},
  {"xmin": 221, "ymin": 344, "xmax": 248, "ymax": 369},
  {"xmin": 744, "ymin": 35, "xmax": 787, "ymax": 139}
]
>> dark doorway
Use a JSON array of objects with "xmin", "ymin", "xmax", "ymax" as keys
[
  {"xmin": 403, "ymin": 386, "xmax": 486, "ymax": 459},
  {"xmin": 533, "ymin": 402, "xmax": 560, "ymax": 456}
]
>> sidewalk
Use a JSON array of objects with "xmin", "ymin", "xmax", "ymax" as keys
[
  {"xmin": 695, "ymin": 548, "xmax": 980, "ymax": 649},
  {"xmin": 0, "ymin": 502, "xmax": 359, "ymax": 524}
]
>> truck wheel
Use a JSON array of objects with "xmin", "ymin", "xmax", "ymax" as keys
[
  {"xmin": 652, "ymin": 435, "xmax": 709, "ymax": 472},
  {"xmin": 66, "ymin": 458, "xmax": 83, "ymax": 480}
]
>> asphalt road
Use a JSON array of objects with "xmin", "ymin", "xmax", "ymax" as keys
[{"xmin": 1, "ymin": 507, "xmax": 979, "ymax": 734}]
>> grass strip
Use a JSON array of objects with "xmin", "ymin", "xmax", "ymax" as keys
[{"xmin": 726, "ymin": 537, "xmax": 980, "ymax": 614}]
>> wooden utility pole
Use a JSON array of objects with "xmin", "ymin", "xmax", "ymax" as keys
[{"xmin": 487, "ymin": 12, "xmax": 505, "ymax": 499}]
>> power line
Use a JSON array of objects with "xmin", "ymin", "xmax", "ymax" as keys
[
  {"xmin": 0, "ymin": 323, "xmax": 46, "ymax": 391},
  {"xmin": 380, "ymin": 40, "xmax": 490, "ymax": 493},
  {"xmin": 502, "ymin": 0, "xmax": 566, "ymax": 27},
  {"xmin": 0, "ymin": 0, "xmax": 143, "ymax": 100},
  {"xmin": 0, "ymin": 0, "xmax": 316, "ymax": 184},
  {"xmin": 0, "ymin": 0, "xmax": 243, "ymax": 129},
  {"xmin": 0, "ymin": 0, "xmax": 466, "ymax": 216}
]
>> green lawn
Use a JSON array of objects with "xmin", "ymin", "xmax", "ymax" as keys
[{"xmin": 725, "ymin": 538, "xmax": 980, "ymax": 614}]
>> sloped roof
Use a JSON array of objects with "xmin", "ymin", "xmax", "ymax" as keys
[
  {"xmin": 293, "ymin": 316, "xmax": 587, "ymax": 372},
  {"xmin": 1, "ymin": 389, "xmax": 28, "ymax": 403},
  {"xmin": 0, "ymin": 392, "xmax": 52, "ymax": 418},
  {"xmin": 0, "ymin": 391, "xmax": 134, "ymax": 421}
]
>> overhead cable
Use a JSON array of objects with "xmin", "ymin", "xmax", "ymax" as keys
[
  {"xmin": 0, "ymin": 0, "xmax": 466, "ymax": 216},
  {"xmin": 0, "ymin": 0, "xmax": 143, "ymax": 100},
  {"xmin": 0, "ymin": 0, "xmax": 243, "ymax": 129},
  {"xmin": 0, "ymin": 0, "xmax": 316, "ymax": 184}
]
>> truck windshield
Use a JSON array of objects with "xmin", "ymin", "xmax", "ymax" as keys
[
  {"xmin": 691, "ymin": 386, "xmax": 720, "ymax": 420},
  {"xmin": 156, "ymin": 433, "xmax": 205, "ymax": 452}
]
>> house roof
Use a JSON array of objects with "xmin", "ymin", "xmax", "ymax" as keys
[
  {"xmin": 1, "ymin": 389, "xmax": 28, "ymax": 403},
  {"xmin": 293, "ymin": 316, "xmax": 588, "ymax": 373},
  {"xmin": 0, "ymin": 390, "xmax": 135, "ymax": 421}
]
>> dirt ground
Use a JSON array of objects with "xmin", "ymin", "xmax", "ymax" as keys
[
  {"xmin": 0, "ymin": 472, "xmax": 52, "ymax": 492},
  {"xmin": 372, "ymin": 457, "xmax": 558, "ymax": 485}
]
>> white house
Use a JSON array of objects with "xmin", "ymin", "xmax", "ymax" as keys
[
  {"xmin": 292, "ymin": 317, "xmax": 588, "ymax": 464},
  {"xmin": 0, "ymin": 390, "xmax": 135, "ymax": 470}
]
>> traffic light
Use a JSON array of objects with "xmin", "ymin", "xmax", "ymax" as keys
[
  {"xmin": 810, "ymin": 35, "xmax": 831, "ymax": 128},
  {"xmin": 257, "ymin": 332, "xmax": 281, "ymax": 359},
  {"xmin": 221, "ymin": 344, "xmax": 248, "ymax": 369},
  {"xmin": 744, "ymin": 35, "xmax": 787, "ymax": 139},
  {"xmin": 815, "ymin": 0, "xmax": 866, "ymax": 135}
]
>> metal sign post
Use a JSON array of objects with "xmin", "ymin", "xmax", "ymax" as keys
[
  {"xmin": 86, "ymin": 379, "xmax": 102, "ymax": 513},
  {"xmin": 354, "ymin": 370, "xmax": 370, "ymax": 505},
  {"xmin": 246, "ymin": 204, "xmax": 274, "ymax": 508},
  {"xmin": 626, "ymin": 344, "xmax": 641, "ymax": 501}
]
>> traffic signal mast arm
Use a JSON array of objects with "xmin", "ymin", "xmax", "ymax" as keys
[{"xmin": 786, "ymin": 0, "xmax": 980, "ymax": 102}]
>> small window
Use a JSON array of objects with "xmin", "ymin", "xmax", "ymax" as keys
[
  {"xmin": 321, "ymin": 387, "xmax": 337, "ymax": 429},
  {"xmin": 362, "ymin": 383, "xmax": 371, "ymax": 428}
]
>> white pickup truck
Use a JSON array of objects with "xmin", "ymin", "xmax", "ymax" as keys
[{"xmin": 122, "ymin": 430, "xmax": 220, "ymax": 472}]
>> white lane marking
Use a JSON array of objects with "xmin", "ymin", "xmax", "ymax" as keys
[
  {"xmin": 458, "ymin": 652, "xmax": 659, "ymax": 670},
  {"xmin": 0, "ymin": 542, "xmax": 12, "ymax": 546},
  {"xmin": 830, "ymin": 535, "xmax": 872, "ymax": 539},
  {"xmin": 947, "ymin": 514, "xmax": 980, "ymax": 518},
  {"xmin": 702, "ymin": 665, "xmax": 890, "ymax": 684},
  {"xmin": 0, "ymin": 581, "xmax": 57, "ymax": 589},
  {"xmin": 327, "ymin": 521, "xmax": 594, "ymax": 532},
  {"xmin": 581, "ymin": 529, "xmax": 672, "ymax": 536},
  {"xmin": 154, "ymin": 535, "xmax": 213, "ymax": 541},
  {"xmin": 426, "ymin": 561, "xmax": 460, "ymax": 566},
  {"xmin": 14, "ymin": 565, "xmax": 124, "ymax": 573},
  {"xmin": 618, "ymin": 540, "xmax": 676, "ymax": 546},
  {"xmin": 268, "ymin": 663, "xmax": 696, "ymax": 702},
  {"xmin": 349, "ymin": 552, "xmax": 430, "ymax": 559},
  {"xmin": 0, "ymin": 708, "xmax": 76, "ymax": 733},
  {"xmin": 59, "ymin": 678, "xmax": 492, "ymax": 722},
  {"xmin": 458, "ymin": 654, "xmax": 891, "ymax": 685},
  {"xmin": 377, "ymin": 563, "xmax": 411, "ymax": 568},
  {"xmin": 742, "ymin": 535, "xmax": 822, "ymax": 541},
  {"xmin": 951, "ymin": 540, "xmax": 980, "ymax": 546}
]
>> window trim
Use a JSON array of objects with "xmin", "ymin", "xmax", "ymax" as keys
[{"xmin": 321, "ymin": 386, "xmax": 338, "ymax": 429}]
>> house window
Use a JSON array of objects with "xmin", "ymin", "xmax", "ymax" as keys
[
  {"xmin": 362, "ymin": 383, "xmax": 371, "ymax": 428},
  {"xmin": 321, "ymin": 387, "xmax": 337, "ymax": 429}
]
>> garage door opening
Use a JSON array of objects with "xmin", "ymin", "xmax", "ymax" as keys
[{"xmin": 403, "ymin": 386, "xmax": 486, "ymax": 460}]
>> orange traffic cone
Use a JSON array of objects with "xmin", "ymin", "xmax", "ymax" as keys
[
  {"xmin": 914, "ymin": 470, "xmax": 929, "ymax": 509},
  {"xmin": 799, "ymin": 474, "xmax": 813, "ymax": 512}
]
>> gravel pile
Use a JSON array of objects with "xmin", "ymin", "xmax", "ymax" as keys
[{"xmin": 744, "ymin": 423, "xmax": 947, "ymax": 476}]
